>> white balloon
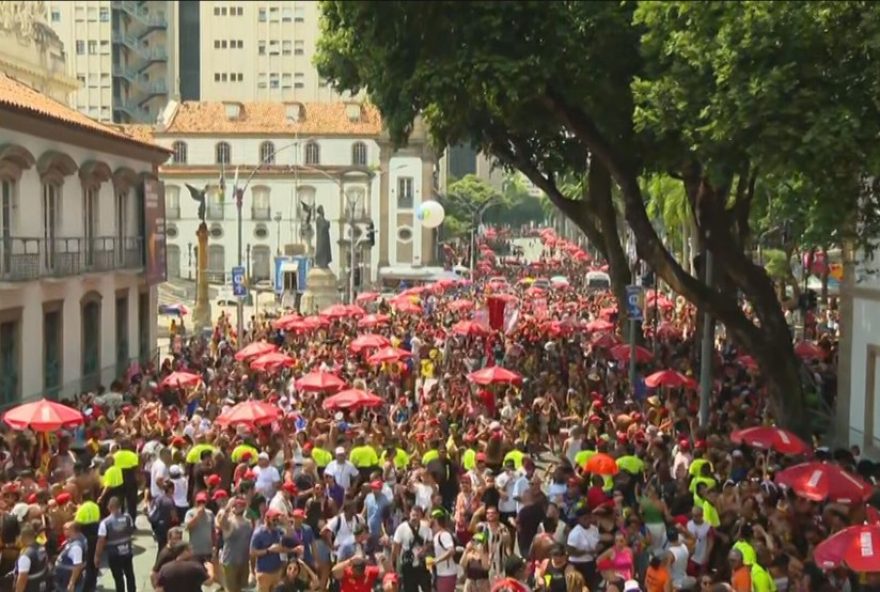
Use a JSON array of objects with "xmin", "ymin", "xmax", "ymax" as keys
[{"xmin": 417, "ymin": 200, "xmax": 445, "ymax": 229}]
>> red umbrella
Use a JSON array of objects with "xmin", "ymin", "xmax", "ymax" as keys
[
  {"xmin": 350, "ymin": 334, "xmax": 391, "ymax": 353},
  {"xmin": 591, "ymin": 333, "xmax": 621, "ymax": 349},
  {"xmin": 775, "ymin": 462, "xmax": 872, "ymax": 503},
  {"xmin": 645, "ymin": 370, "xmax": 697, "ymax": 389},
  {"xmin": 357, "ymin": 314, "xmax": 391, "ymax": 329},
  {"xmin": 453, "ymin": 320, "xmax": 491, "ymax": 337},
  {"xmin": 3, "ymin": 399, "xmax": 84, "ymax": 431},
  {"xmin": 356, "ymin": 292, "xmax": 380, "ymax": 303},
  {"xmin": 400, "ymin": 286, "xmax": 426, "ymax": 297},
  {"xmin": 295, "ymin": 371, "xmax": 347, "ymax": 393},
  {"xmin": 215, "ymin": 401, "xmax": 280, "ymax": 428},
  {"xmin": 344, "ymin": 304, "xmax": 367, "ymax": 317},
  {"xmin": 655, "ymin": 321, "xmax": 681, "ymax": 339},
  {"xmin": 367, "ymin": 347, "xmax": 412, "ymax": 365},
  {"xmin": 610, "ymin": 344, "xmax": 654, "ymax": 364},
  {"xmin": 304, "ymin": 315, "xmax": 330, "ymax": 328},
  {"xmin": 795, "ymin": 340, "xmax": 825, "ymax": 360},
  {"xmin": 273, "ymin": 313, "xmax": 302, "ymax": 330},
  {"xmin": 467, "ymin": 366, "xmax": 523, "ymax": 386},
  {"xmin": 730, "ymin": 426, "xmax": 809, "ymax": 455},
  {"xmin": 159, "ymin": 371, "xmax": 202, "ymax": 389},
  {"xmin": 392, "ymin": 300, "xmax": 422, "ymax": 314},
  {"xmin": 234, "ymin": 341, "xmax": 278, "ymax": 361},
  {"xmin": 448, "ymin": 299, "xmax": 475, "ymax": 313},
  {"xmin": 584, "ymin": 453, "xmax": 620, "ymax": 476},
  {"xmin": 250, "ymin": 351, "xmax": 295, "ymax": 372},
  {"xmin": 323, "ymin": 389, "xmax": 384, "ymax": 411},
  {"xmin": 320, "ymin": 304, "xmax": 350, "ymax": 318},
  {"xmin": 814, "ymin": 522, "xmax": 880, "ymax": 571},
  {"xmin": 585, "ymin": 319, "xmax": 615, "ymax": 332},
  {"xmin": 599, "ymin": 307, "xmax": 618, "ymax": 320}
]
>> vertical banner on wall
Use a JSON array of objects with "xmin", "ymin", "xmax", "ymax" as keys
[{"xmin": 143, "ymin": 177, "xmax": 167, "ymax": 285}]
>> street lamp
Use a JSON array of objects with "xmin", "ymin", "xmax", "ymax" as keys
[{"xmin": 274, "ymin": 211, "xmax": 283, "ymax": 255}]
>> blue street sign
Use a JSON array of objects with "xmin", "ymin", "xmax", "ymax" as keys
[
  {"xmin": 626, "ymin": 284, "xmax": 643, "ymax": 321},
  {"xmin": 231, "ymin": 266, "xmax": 247, "ymax": 297}
]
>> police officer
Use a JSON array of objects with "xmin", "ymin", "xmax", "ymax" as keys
[
  {"xmin": 54, "ymin": 522, "xmax": 86, "ymax": 592},
  {"xmin": 94, "ymin": 498, "xmax": 135, "ymax": 592},
  {"xmin": 112, "ymin": 440, "xmax": 140, "ymax": 522},
  {"xmin": 13, "ymin": 522, "xmax": 49, "ymax": 592},
  {"xmin": 74, "ymin": 492, "xmax": 101, "ymax": 592}
]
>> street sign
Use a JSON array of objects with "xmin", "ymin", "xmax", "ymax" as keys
[
  {"xmin": 626, "ymin": 284, "xmax": 643, "ymax": 321},
  {"xmin": 231, "ymin": 266, "xmax": 247, "ymax": 297}
]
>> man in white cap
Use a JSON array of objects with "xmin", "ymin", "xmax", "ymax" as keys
[
  {"xmin": 324, "ymin": 446, "xmax": 359, "ymax": 493},
  {"xmin": 253, "ymin": 452, "xmax": 281, "ymax": 498}
]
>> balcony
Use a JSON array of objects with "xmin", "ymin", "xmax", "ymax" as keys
[{"xmin": 0, "ymin": 236, "xmax": 143, "ymax": 282}]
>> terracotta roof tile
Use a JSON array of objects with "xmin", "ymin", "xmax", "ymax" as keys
[
  {"xmin": 0, "ymin": 74, "xmax": 166, "ymax": 153},
  {"xmin": 116, "ymin": 124, "xmax": 155, "ymax": 144},
  {"xmin": 163, "ymin": 101, "xmax": 383, "ymax": 136}
]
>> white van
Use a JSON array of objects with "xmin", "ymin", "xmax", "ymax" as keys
[{"xmin": 586, "ymin": 271, "xmax": 611, "ymax": 290}]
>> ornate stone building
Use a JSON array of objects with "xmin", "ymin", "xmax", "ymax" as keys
[{"xmin": 0, "ymin": 1, "xmax": 78, "ymax": 103}]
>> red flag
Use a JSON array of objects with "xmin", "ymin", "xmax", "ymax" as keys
[{"xmin": 487, "ymin": 296, "xmax": 506, "ymax": 330}]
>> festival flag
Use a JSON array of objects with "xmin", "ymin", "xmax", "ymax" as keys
[{"xmin": 487, "ymin": 295, "xmax": 506, "ymax": 331}]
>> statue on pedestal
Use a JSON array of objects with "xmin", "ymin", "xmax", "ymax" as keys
[
  {"xmin": 314, "ymin": 205, "xmax": 332, "ymax": 268},
  {"xmin": 186, "ymin": 185, "xmax": 211, "ymax": 332}
]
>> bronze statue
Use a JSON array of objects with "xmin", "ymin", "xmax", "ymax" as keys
[
  {"xmin": 185, "ymin": 183, "xmax": 207, "ymax": 223},
  {"xmin": 314, "ymin": 205, "xmax": 332, "ymax": 268}
]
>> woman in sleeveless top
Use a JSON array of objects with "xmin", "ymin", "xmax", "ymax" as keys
[{"xmin": 460, "ymin": 536, "xmax": 491, "ymax": 592}]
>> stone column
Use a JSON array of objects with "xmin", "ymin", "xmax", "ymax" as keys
[{"xmin": 192, "ymin": 222, "xmax": 212, "ymax": 333}]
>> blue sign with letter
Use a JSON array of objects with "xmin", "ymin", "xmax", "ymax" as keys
[
  {"xmin": 231, "ymin": 266, "xmax": 246, "ymax": 297},
  {"xmin": 626, "ymin": 284, "xmax": 643, "ymax": 321}
]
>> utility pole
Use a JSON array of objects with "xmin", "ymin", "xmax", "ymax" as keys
[
  {"xmin": 699, "ymin": 248, "xmax": 715, "ymax": 428},
  {"xmin": 235, "ymin": 186, "xmax": 244, "ymax": 346}
]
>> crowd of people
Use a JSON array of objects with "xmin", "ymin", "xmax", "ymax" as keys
[{"xmin": 0, "ymin": 230, "xmax": 859, "ymax": 592}]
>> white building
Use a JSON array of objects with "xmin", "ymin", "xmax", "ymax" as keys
[
  {"xmin": 136, "ymin": 99, "xmax": 436, "ymax": 291},
  {"xmin": 0, "ymin": 72, "xmax": 169, "ymax": 404}
]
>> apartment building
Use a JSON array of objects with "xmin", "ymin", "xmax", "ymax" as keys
[{"xmin": 46, "ymin": 0, "xmax": 176, "ymax": 123}]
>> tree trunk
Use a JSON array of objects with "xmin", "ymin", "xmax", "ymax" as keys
[{"xmin": 820, "ymin": 247, "xmax": 830, "ymax": 304}]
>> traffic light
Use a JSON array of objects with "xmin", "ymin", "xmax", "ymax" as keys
[{"xmin": 366, "ymin": 221, "xmax": 376, "ymax": 247}]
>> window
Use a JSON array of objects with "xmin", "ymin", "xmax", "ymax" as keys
[
  {"xmin": 221, "ymin": 73, "xmax": 228, "ymax": 82},
  {"xmin": 237, "ymin": 40, "xmax": 243, "ymax": 48},
  {"xmin": 397, "ymin": 227, "xmax": 413, "ymax": 242},
  {"xmin": 171, "ymin": 141, "xmax": 187, "ymax": 164},
  {"xmin": 207, "ymin": 245, "xmax": 225, "ymax": 283},
  {"xmin": 221, "ymin": 7, "xmax": 227, "ymax": 16},
  {"xmin": 207, "ymin": 189, "xmax": 224, "ymax": 220},
  {"xmin": 282, "ymin": 40, "xmax": 292, "ymax": 55},
  {"xmin": 1, "ymin": 180, "xmax": 14, "ymax": 275},
  {"xmin": 216, "ymin": 142, "xmax": 231, "ymax": 165},
  {"xmin": 76, "ymin": 75, "xmax": 85, "ymax": 86},
  {"xmin": 214, "ymin": 6, "xmax": 220, "ymax": 15},
  {"xmin": 237, "ymin": 73, "xmax": 244, "ymax": 82},
  {"xmin": 166, "ymin": 244, "xmax": 180, "ymax": 278},
  {"xmin": 258, "ymin": 41, "xmax": 266, "ymax": 55},
  {"xmin": 99, "ymin": 7, "xmax": 109, "ymax": 21},
  {"xmin": 252, "ymin": 186, "xmax": 270, "ymax": 220},
  {"xmin": 115, "ymin": 190, "xmax": 127, "ymax": 265},
  {"xmin": 269, "ymin": 6, "xmax": 279, "ymax": 20},
  {"xmin": 221, "ymin": 40, "xmax": 227, "ymax": 49},
  {"xmin": 269, "ymin": 40, "xmax": 279, "ymax": 55},
  {"xmin": 42, "ymin": 183, "xmax": 59, "ymax": 270},
  {"xmin": 44, "ymin": 307, "xmax": 62, "ymax": 393},
  {"xmin": 294, "ymin": 82, "xmax": 304, "ymax": 89},
  {"xmin": 294, "ymin": 6, "xmax": 305, "ymax": 22},
  {"xmin": 87, "ymin": 7, "xmax": 96, "ymax": 20},
  {"xmin": 252, "ymin": 246, "xmax": 271, "ymax": 281},
  {"xmin": 352, "ymin": 142, "xmax": 368, "ymax": 166},
  {"xmin": 165, "ymin": 185, "xmax": 180, "ymax": 219},
  {"xmin": 214, "ymin": 40, "xmax": 221, "ymax": 49},
  {"xmin": 304, "ymin": 142, "xmax": 320, "ymax": 165},
  {"xmin": 51, "ymin": 9, "xmax": 60, "ymax": 22},
  {"xmin": 83, "ymin": 187, "xmax": 98, "ymax": 266},
  {"xmin": 260, "ymin": 141, "xmax": 275, "ymax": 164},
  {"xmin": 294, "ymin": 40, "xmax": 304, "ymax": 55},
  {"xmin": 282, "ymin": 73, "xmax": 292, "ymax": 88},
  {"xmin": 236, "ymin": 7, "xmax": 243, "ymax": 16},
  {"xmin": 397, "ymin": 177, "xmax": 414, "ymax": 209},
  {"xmin": 75, "ymin": 40, "xmax": 84, "ymax": 55},
  {"xmin": 214, "ymin": 73, "xmax": 221, "ymax": 82},
  {"xmin": 100, "ymin": 40, "xmax": 109, "ymax": 54},
  {"xmin": 282, "ymin": 7, "xmax": 292, "ymax": 22},
  {"xmin": 88, "ymin": 40, "xmax": 96, "ymax": 55},
  {"xmin": 258, "ymin": 8, "xmax": 266, "ymax": 21}
]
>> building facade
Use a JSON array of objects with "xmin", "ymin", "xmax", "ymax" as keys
[
  {"xmin": 0, "ymin": 1, "xmax": 78, "ymax": 103},
  {"xmin": 46, "ymin": 0, "xmax": 176, "ymax": 123},
  {"xmin": 0, "ymin": 73, "xmax": 168, "ymax": 404},
  {"xmin": 140, "ymin": 99, "xmax": 435, "ymax": 291}
]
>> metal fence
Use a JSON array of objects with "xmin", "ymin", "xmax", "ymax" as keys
[{"xmin": 0, "ymin": 236, "xmax": 143, "ymax": 281}]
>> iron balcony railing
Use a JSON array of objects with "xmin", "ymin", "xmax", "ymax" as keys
[
  {"xmin": 0, "ymin": 236, "xmax": 143, "ymax": 281},
  {"xmin": 111, "ymin": 0, "xmax": 167, "ymax": 36}
]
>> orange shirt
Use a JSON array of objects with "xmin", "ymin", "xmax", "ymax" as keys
[
  {"xmin": 645, "ymin": 565, "xmax": 670, "ymax": 592},
  {"xmin": 731, "ymin": 566, "xmax": 751, "ymax": 592}
]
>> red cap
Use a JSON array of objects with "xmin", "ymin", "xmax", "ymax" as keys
[
  {"xmin": 55, "ymin": 492, "xmax": 72, "ymax": 505},
  {"xmin": 171, "ymin": 436, "xmax": 186, "ymax": 447},
  {"xmin": 476, "ymin": 452, "xmax": 487, "ymax": 462},
  {"xmin": 282, "ymin": 482, "xmax": 297, "ymax": 494},
  {"xmin": 694, "ymin": 439, "xmax": 707, "ymax": 450},
  {"xmin": 370, "ymin": 480, "xmax": 383, "ymax": 489},
  {"xmin": 616, "ymin": 433, "xmax": 628, "ymax": 444},
  {"xmin": 593, "ymin": 400, "xmax": 604, "ymax": 410},
  {"xmin": 589, "ymin": 415, "xmax": 602, "ymax": 424},
  {"xmin": 265, "ymin": 508, "xmax": 283, "ymax": 519},
  {"xmin": 383, "ymin": 573, "xmax": 400, "ymax": 585},
  {"xmin": 212, "ymin": 489, "xmax": 229, "ymax": 500},
  {"xmin": 206, "ymin": 474, "xmax": 222, "ymax": 487},
  {"xmin": 240, "ymin": 451, "xmax": 253, "ymax": 461},
  {"xmin": 679, "ymin": 440, "xmax": 690, "ymax": 451},
  {"xmin": 292, "ymin": 508, "xmax": 305, "ymax": 519},
  {"xmin": 195, "ymin": 492, "xmax": 208, "ymax": 503},
  {"xmin": 567, "ymin": 477, "xmax": 580, "ymax": 486}
]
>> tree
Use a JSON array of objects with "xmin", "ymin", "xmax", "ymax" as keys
[
  {"xmin": 441, "ymin": 174, "xmax": 504, "ymax": 240},
  {"xmin": 316, "ymin": 1, "xmax": 880, "ymax": 433}
]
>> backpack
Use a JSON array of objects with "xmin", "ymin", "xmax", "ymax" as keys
[
  {"xmin": 434, "ymin": 529, "xmax": 463, "ymax": 566},
  {"xmin": 333, "ymin": 514, "xmax": 363, "ymax": 538}
]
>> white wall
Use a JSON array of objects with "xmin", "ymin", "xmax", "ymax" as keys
[
  {"xmin": 388, "ymin": 156, "xmax": 423, "ymax": 267},
  {"xmin": 160, "ymin": 136, "xmax": 378, "ymax": 168},
  {"xmin": 848, "ymin": 294, "xmax": 880, "ymax": 447}
]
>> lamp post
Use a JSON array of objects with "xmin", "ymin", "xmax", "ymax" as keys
[
  {"xmin": 274, "ymin": 211, "xmax": 283, "ymax": 255},
  {"xmin": 468, "ymin": 197, "xmax": 502, "ymax": 271}
]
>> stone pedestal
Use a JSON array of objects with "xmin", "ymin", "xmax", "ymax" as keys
[
  {"xmin": 192, "ymin": 222, "xmax": 213, "ymax": 333},
  {"xmin": 300, "ymin": 267, "xmax": 340, "ymax": 314}
]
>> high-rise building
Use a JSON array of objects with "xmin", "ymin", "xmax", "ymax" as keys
[{"xmin": 46, "ymin": 0, "xmax": 176, "ymax": 123}]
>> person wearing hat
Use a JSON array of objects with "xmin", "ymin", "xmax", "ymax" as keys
[
  {"xmin": 461, "ymin": 532, "xmax": 491, "ymax": 592},
  {"xmin": 147, "ymin": 481, "xmax": 176, "ymax": 558},
  {"xmin": 168, "ymin": 464, "xmax": 189, "ymax": 522},
  {"xmin": 253, "ymin": 452, "xmax": 281, "ymax": 500},
  {"xmin": 94, "ymin": 497, "xmax": 135, "ymax": 592},
  {"xmin": 13, "ymin": 522, "xmax": 49, "ymax": 592},
  {"xmin": 363, "ymin": 479, "xmax": 390, "ymax": 554},
  {"xmin": 183, "ymin": 491, "xmax": 215, "ymax": 563},
  {"xmin": 54, "ymin": 521, "xmax": 86, "ymax": 592},
  {"xmin": 250, "ymin": 508, "xmax": 285, "ymax": 592},
  {"xmin": 349, "ymin": 435, "xmax": 380, "ymax": 482},
  {"xmin": 331, "ymin": 553, "xmax": 382, "ymax": 592},
  {"xmin": 392, "ymin": 506, "xmax": 432, "ymax": 592},
  {"xmin": 217, "ymin": 497, "xmax": 252, "ymax": 592},
  {"xmin": 325, "ymin": 447, "xmax": 360, "ymax": 494},
  {"xmin": 269, "ymin": 481, "xmax": 297, "ymax": 517},
  {"xmin": 287, "ymin": 508, "xmax": 317, "ymax": 571}
]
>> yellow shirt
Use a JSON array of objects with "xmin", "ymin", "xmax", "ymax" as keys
[
  {"xmin": 616, "ymin": 455, "xmax": 645, "ymax": 475},
  {"xmin": 231, "ymin": 444, "xmax": 259, "ymax": 465},
  {"xmin": 422, "ymin": 449, "xmax": 439, "ymax": 465},
  {"xmin": 689, "ymin": 458, "xmax": 713, "ymax": 478},
  {"xmin": 311, "ymin": 447, "xmax": 333, "ymax": 468},
  {"xmin": 750, "ymin": 563, "xmax": 776, "ymax": 592},
  {"xmin": 461, "ymin": 449, "xmax": 477, "ymax": 471},
  {"xmin": 503, "ymin": 450, "xmax": 525, "ymax": 471},
  {"xmin": 420, "ymin": 360, "xmax": 435, "ymax": 379},
  {"xmin": 186, "ymin": 444, "xmax": 217, "ymax": 464},
  {"xmin": 75, "ymin": 501, "xmax": 101, "ymax": 525},
  {"xmin": 102, "ymin": 466, "xmax": 124, "ymax": 488},
  {"xmin": 114, "ymin": 449, "xmax": 139, "ymax": 470},
  {"xmin": 350, "ymin": 446, "xmax": 379, "ymax": 468},
  {"xmin": 734, "ymin": 540, "xmax": 758, "ymax": 567},
  {"xmin": 381, "ymin": 448, "xmax": 410, "ymax": 470},
  {"xmin": 574, "ymin": 449, "xmax": 596, "ymax": 467},
  {"xmin": 702, "ymin": 500, "xmax": 720, "ymax": 528}
]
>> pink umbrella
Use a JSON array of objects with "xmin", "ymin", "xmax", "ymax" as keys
[
  {"xmin": 350, "ymin": 334, "xmax": 391, "ymax": 353},
  {"xmin": 295, "ymin": 371, "xmax": 346, "ymax": 393},
  {"xmin": 392, "ymin": 300, "xmax": 422, "ymax": 314},
  {"xmin": 159, "ymin": 371, "xmax": 202, "ymax": 389},
  {"xmin": 3, "ymin": 399, "xmax": 84, "ymax": 432},
  {"xmin": 448, "ymin": 299, "xmax": 475, "ymax": 313},
  {"xmin": 591, "ymin": 333, "xmax": 621, "ymax": 349},
  {"xmin": 215, "ymin": 401, "xmax": 280, "ymax": 428},
  {"xmin": 303, "ymin": 315, "xmax": 330, "ymax": 328},
  {"xmin": 320, "ymin": 304, "xmax": 350, "ymax": 318},
  {"xmin": 813, "ymin": 522, "xmax": 880, "ymax": 571},
  {"xmin": 730, "ymin": 426, "xmax": 809, "ymax": 455},
  {"xmin": 344, "ymin": 304, "xmax": 367, "ymax": 317},
  {"xmin": 467, "ymin": 366, "xmax": 523, "ymax": 386},
  {"xmin": 250, "ymin": 351, "xmax": 295, "ymax": 372},
  {"xmin": 323, "ymin": 389, "xmax": 384, "ymax": 411},
  {"xmin": 368, "ymin": 347, "xmax": 412, "ymax": 365},
  {"xmin": 645, "ymin": 369, "xmax": 697, "ymax": 389},
  {"xmin": 585, "ymin": 319, "xmax": 615, "ymax": 332},
  {"xmin": 357, "ymin": 314, "xmax": 391, "ymax": 329},
  {"xmin": 234, "ymin": 341, "xmax": 278, "ymax": 361},
  {"xmin": 356, "ymin": 292, "xmax": 380, "ymax": 303},
  {"xmin": 400, "ymin": 286, "xmax": 426, "ymax": 297},
  {"xmin": 610, "ymin": 344, "xmax": 654, "ymax": 364},
  {"xmin": 453, "ymin": 320, "xmax": 491, "ymax": 337},
  {"xmin": 273, "ymin": 313, "xmax": 302, "ymax": 330},
  {"xmin": 775, "ymin": 462, "xmax": 872, "ymax": 503}
]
